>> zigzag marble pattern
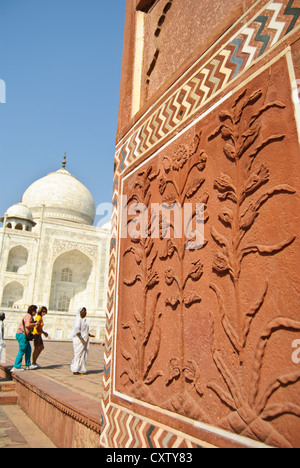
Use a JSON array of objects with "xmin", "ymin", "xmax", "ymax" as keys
[{"xmin": 116, "ymin": 0, "xmax": 300, "ymax": 173}]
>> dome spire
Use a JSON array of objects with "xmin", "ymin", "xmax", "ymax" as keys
[{"xmin": 62, "ymin": 152, "xmax": 67, "ymax": 169}]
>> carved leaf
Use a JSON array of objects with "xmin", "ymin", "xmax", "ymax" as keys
[
  {"xmin": 207, "ymin": 381, "xmax": 237, "ymax": 410},
  {"xmin": 235, "ymin": 89, "xmax": 262, "ymax": 124},
  {"xmin": 250, "ymin": 318, "xmax": 300, "ymax": 408},
  {"xmin": 211, "ymin": 346, "xmax": 243, "ymax": 407},
  {"xmin": 144, "ymin": 371, "xmax": 163, "ymax": 386},
  {"xmin": 165, "ymin": 357, "xmax": 181, "ymax": 386},
  {"xmin": 211, "ymin": 227, "xmax": 229, "ymax": 248},
  {"xmin": 254, "ymin": 185, "xmax": 296, "ymax": 211},
  {"xmin": 210, "ymin": 283, "xmax": 240, "ymax": 352},
  {"xmin": 145, "ymin": 237, "xmax": 154, "ymax": 257},
  {"xmin": 122, "ymin": 321, "xmax": 138, "ymax": 341},
  {"xmin": 185, "ymin": 178, "xmax": 205, "ymax": 199},
  {"xmin": 143, "ymin": 321, "xmax": 162, "ymax": 381},
  {"xmin": 123, "ymin": 246, "xmax": 143, "ymax": 265},
  {"xmin": 241, "ymin": 236, "xmax": 296, "ymax": 260},
  {"xmin": 238, "ymin": 125, "xmax": 260, "ymax": 158},
  {"xmin": 143, "ymin": 293, "xmax": 161, "ymax": 347},
  {"xmin": 261, "ymin": 403, "xmax": 300, "ymax": 421},
  {"xmin": 120, "ymin": 347, "xmax": 133, "ymax": 362},
  {"xmin": 124, "ymin": 274, "xmax": 143, "ymax": 287},
  {"xmin": 256, "ymin": 371, "xmax": 300, "ymax": 416},
  {"xmin": 120, "ymin": 370, "xmax": 136, "ymax": 385},
  {"xmin": 246, "ymin": 134, "xmax": 285, "ymax": 171},
  {"xmin": 249, "ymin": 101, "xmax": 286, "ymax": 127},
  {"xmin": 242, "ymin": 164, "xmax": 270, "ymax": 197},
  {"xmin": 242, "ymin": 282, "xmax": 268, "ymax": 348},
  {"xmin": 160, "ymin": 239, "xmax": 178, "ymax": 260}
]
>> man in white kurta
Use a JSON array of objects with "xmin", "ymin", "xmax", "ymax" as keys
[{"xmin": 71, "ymin": 307, "xmax": 91, "ymax": 374}]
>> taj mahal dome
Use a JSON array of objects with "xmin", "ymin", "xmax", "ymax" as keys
[{"xmin": 0, "ymin": 157, "xmax": 111, "ymax": 340}]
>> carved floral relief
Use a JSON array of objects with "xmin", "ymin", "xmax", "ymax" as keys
[{"xmin": 115, "ymin": 59, "xmax": 300, "ymax": 447}]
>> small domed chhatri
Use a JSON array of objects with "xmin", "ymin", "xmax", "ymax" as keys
[
  {"xmin": 0, "ymin": 202, "xmax": 36, "ymax": 231},
  {"xmin": 22, "ymin": 155, "xmax": 96, "ymax": 226}
]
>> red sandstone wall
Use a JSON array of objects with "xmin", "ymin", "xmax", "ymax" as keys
[{"xmin": 103, "ymin": 0, "xmax": 300, "ymax": 449}]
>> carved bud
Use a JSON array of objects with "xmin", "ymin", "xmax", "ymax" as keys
[
  {"xmin": 162, "ymin": 157, "xmax": 172, "ymax": 173},
  {"xmin": 189, "ymin": 260, "xmax": 204, "ymax": 281},
  {"xmin": 165, "ymin": 267, "xmax": 176, "ymax": 285},
  {"xmin": 214, "ymin": 173, "xmax": 236, "ymax": 193},
  {"xmin": 213, "ymin": 252, "xmax": 231, "ymax": 274},
  {"xmin": 239, "ymin": 203, "xmax": 258, "ymax": 230},
  {"xmin": 220, "ymin": 125, "xmax": 233, "ymax": 139},
  {"xmin": 224, "ymin": 143, "xmax": 236, "ymax": 161},
  {"xmin": 219, "ymin": 207, "xmax": 234, "ymax": 226}
]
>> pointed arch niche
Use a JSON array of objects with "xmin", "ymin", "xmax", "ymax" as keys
[
  {"xmin": 1, "ymin": 281, "xmax": 24, "ymax": 308},
  {"xmin": 49, "ymin": 249, "xmax": 93, "ymax": 313},
  {"xmin": 6, "ymin": 246, "xmax": 29, "ymax": 274}
]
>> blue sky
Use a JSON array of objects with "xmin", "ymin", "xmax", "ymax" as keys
[{"xmin": 0, "ymin": 0, "xmax": 126, "ymax": 224}]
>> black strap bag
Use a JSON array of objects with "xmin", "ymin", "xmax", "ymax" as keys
[{"xmin": 23, "ymin": 319, "xmax": 34, "ymax": 342}]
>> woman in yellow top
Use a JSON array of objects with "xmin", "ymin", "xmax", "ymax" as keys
[{"xmin": 32, "ymin": 306, "xmax": 49, "ymax": 369}]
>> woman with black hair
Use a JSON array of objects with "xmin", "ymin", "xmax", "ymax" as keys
[
  {"xmin": 11, "ymin": 305, "xmax": 38, "ymax": 372},
  {"xmin": 32, "ymin": 306, "xmax": 49, "ymax": 368}
]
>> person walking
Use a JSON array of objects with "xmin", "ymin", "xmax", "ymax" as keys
[
  {"xmin": 0, "ymin": 312, "xmax": 6, "ymax": 364},
  {"xmin": 71, "ymin": 307, "xmax": 94, "ymax": 375},
  {"xmin": 32, "ymin": 306, "xmax": 49, "ymax": 368},
  {"xmin": 11, "ymin": 305, "xmax": 38, "ymax": 372}
]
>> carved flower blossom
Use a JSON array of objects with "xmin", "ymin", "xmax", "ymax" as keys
[{"xmin": 172, "ymin": 145, "xmax": 189, "ymax": 171}]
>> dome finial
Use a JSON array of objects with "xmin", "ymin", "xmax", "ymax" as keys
[{"xmin": 62, "ymin": 152, "xmax": 67, "ymax": 169}]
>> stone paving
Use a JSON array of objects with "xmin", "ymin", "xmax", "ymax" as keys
[
  {"xmin": 0, "ymin": 339, "xmax": 105, "ymax": 448},
  {"xmin": 4, "ymin": 339, "xmax": 105, "ymax": 401},
  {"xmin": 0, "ymin": 405, "xmax": 56, "ymax": 448}
]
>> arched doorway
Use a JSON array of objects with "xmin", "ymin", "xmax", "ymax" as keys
[
  {"xmin": 49, "ymin": 249, "xmax": 93, "ymax": 313},
  {"xmin": 1, "ymin": 281, "xmax": 24, "ymax": 308},
  {"xmin": 6, "ymin": 246, "xmax": 29, "ymax": 273}
]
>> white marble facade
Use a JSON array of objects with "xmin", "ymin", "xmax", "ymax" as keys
[{"xmin": 0, "ymin": 163, "xmax": 110, "ymax": 341}]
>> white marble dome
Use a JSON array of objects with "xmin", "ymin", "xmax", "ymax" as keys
[
  {"xmin": 22, "ymin": 168, "xmax": 96, "ymax": 225},
  {"xmin": 6, "ymin": 203, "xmax": 34, "ymax": 222}
]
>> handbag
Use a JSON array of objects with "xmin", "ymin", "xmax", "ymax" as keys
[{"xmin": 23, "ymin": 319, "xmax": 35, "ymax": 342}]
